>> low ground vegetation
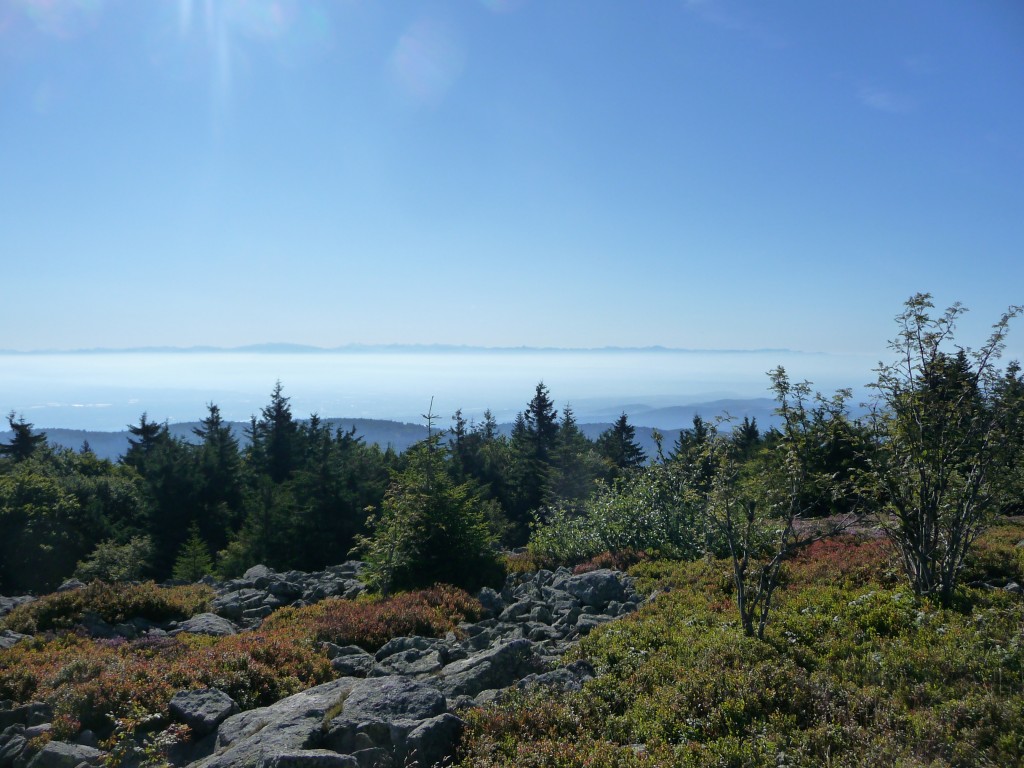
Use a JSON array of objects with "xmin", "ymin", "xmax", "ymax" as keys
[
  {"xmin": 456, "ymin": 527, "xmax": 1024, "ymax": 767},
  {"xmin": 0, "ymin": 583, "xmax": 479, "ymax": 738}
]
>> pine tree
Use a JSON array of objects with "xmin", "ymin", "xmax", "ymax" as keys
[
  {"xmin": 548, "ymin": 404, "xmax": 601, "ymax": 503},
  {"xmin": 251, "ymin": 381, "xmax": 300, "ymax": 483},
  {"xmin": 193, "ymin": 403, "xmax": 243, "ymax": 550},
  {"xmin": 0, "ymin": 412, "xmax": 47, "ymax": 461},
  {"xmin": 597, "ymin": 413, "xmax": 647, "ymax": 477},
  {"xmin": 173, "ymin": 523, "xmax": 214, "ymax": 581},
  {"xmin": 355, "ymin": 433, "xmax": 499, "ymax": 594},
  {"xmin": 509, "ymin": 383, "xmax": 561, "ymax": 535}
]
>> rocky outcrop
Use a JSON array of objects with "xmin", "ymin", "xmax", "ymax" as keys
[
  {"xmin": 175, "ymin": 566, "xmax": 640, "ymax": 766},
  {"xmin": 1, "ymin": 564, "xmax": 644, "ymax": 768},
  {"xmin": 169, "ymin": 689, "xmax": 240, "ymax": 737},
  {"xmin": 25, "ymin": 740, "xmax": 103, "ymax": 768},
  {"xmin": 208, "ymin": 564, "xmax": 367, "ymax": 630}
]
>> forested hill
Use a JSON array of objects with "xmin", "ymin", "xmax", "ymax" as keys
[{"xmin": 0, "ymin": 399, "xmax": 781, "ymax": 461}]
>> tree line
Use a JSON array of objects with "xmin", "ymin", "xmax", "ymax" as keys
[
  {"xmin": 0, "ymin": 379, "xmax": 653, "ymax": 594},
  {"xmin": 3, "ymin": 293, "xmax": 1022, "ymax": 623}
]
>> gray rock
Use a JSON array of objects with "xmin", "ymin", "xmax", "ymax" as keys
[
  {"xmin": 0, "ymin": 703, "xmax": 52, "ymax": 731},
  {"xmin": 517, "ymin": 660, "xmax": 596, "ymax": 693},
  {"xmin": 169, "ymin": 688, "xmax": 240, "ymax": 736},
  {"xmin": 528, "ymin": 605, "xmax": 552, "ymax": 624},
  {"xmin": 370, "ymin": 649, "xmax": 445, "ymax": 678},
  {"xmin": 320, "ymin": 677, "xmax": 449, "ymax": 762},
  {"xmin": 174, "ymin": 613, "xmax": 239, "ymax": 637},
  {"xmin": 0, "ymin": 632, "xmax": 29, "ymax": 651},
  {"xmin": 244, "ymin": 565, "xmax": 277, "ymax": 584},
  {"xmin": 405, "ymin": 713, "xmax": 464, "ymax": 768},
  {"xmin": 563, "ymin": 570, "xmax": 626, "ymax": 608},
  {"xmin": 438, "ymin": 639, "xmax": 540, "ymax": 698},
  {"xmin": 0, "ymin": 734, "xmax": 27, "ymax": 768},
  {"xmin": 268, "ymin": 581, "xmax": 304, "ymax": 601},
  {"xmin": 55, "ymin": 580, "xmax": 85, "ymax": 593},
  {"xmin": 78, "ymin": 613, "xmax": 118, "ymax": 639},
  {"xmin": 196, "ymin": 678, "xmax": 358, "ymax": 768},
  {"xmin": 341, "ymin": 677, "xmax": 446, "ymax": 723},
  {"xmin": 0, "ymin": 597, "xmax": 34, "ymax": 619},
  {"xmin": 497, "ymin": 602, "xmax": 531, "ymax": 623},
  {"xmin": 242, "ymin": 606, "xmax": 274, "ymax": 623},
  {"xmin": 323, "ymin": 645, "xmax": 375, "ymax": 677},
  {"xmin": 475, "ymin": 588, "xmax": 504, "ymax": 618},
  {"xmin": 22, "ymin": 725, "xmax": 49, "ymax": 741},
  {"xmin": 257, "ymin": 750, "xmax": 358, "ymax": 768},
  {"xmin": 575, "ymin": 614, "xmax": 612, "ymax": 635},
  {"xmin": 374, "ymin": 636, "xmax": 443, "ymax": 662},
  {"xmin": 349, "ymin": 747, "xmax": 388, "ymax": 768},
  {"xmin": 25, "ymin": 741, "xmax": 102, "ymax": 768}
]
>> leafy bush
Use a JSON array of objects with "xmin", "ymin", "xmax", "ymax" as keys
[
  {"xmin": 529, "ymin": 464, "xmax": 705, "ymax": 567},
  {"xmin": 74, "ymin": 536, "xmax": 153, "ymax": 583},
  {"xmin": 0, "ymin": 581, "xmax": 212, "ymax": 634}
]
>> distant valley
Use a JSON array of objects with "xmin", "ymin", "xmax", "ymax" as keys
[{"xmin": 0, "ymin": 398, "xmax": 782, "ymax": 461}]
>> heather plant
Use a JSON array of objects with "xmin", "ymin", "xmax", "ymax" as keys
[
  {"xmin": 0, "ymin": 581, "xmax": 212, "ymax": 634},
  {"xmin": 261, "ymin": 584, "xmax": 481, "ymax": 651},
  {"xmin": 0, "ymin": 585, "xmax": 478, "ymax": 735}
]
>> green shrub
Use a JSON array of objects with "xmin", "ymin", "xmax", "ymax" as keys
[{"xmin": 529, "ymin": 464, "xmax": 705, "ymax": 567}]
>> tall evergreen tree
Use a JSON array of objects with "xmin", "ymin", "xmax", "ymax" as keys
[
  {"xmin": 732, "ymin": 417, "xmax": 761, "ymax": 460},
  {"xmin": 548, "ymin": 404, "xmax": 601, "ymax": 503},
  {"xmin": 251, "ymin": 381, "xmax": 301, "ymax": 483},
  {"xmin": 355, "ymin": 432, "xmax": 499, "ymax": 594},
  {"xmin": 509, "ymin": 383, "xmax": 561, "ymax": 539},
  {"xmin": 597, "ymin": 412, "xmax": 647, "ymax": 477},
  {"xmin": 193, "ymin": 403, "xmax": 243, "ymax": 550},
  {"xmin": 1, "ymin": 412, "xmax": 47, "ymax": 462},
  {"xmin": 173, "ymin": 522, "xmax": 215, "ymax": 582},
  {"xmin": 123, "ymin": 414, "xmax": 199, "ymax": 577}
]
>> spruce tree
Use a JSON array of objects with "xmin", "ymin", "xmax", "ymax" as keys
[
  {"xmin": 0, "ymin": 412, "xmax": 47, "ymax": 461},
  {"xmin": 597, "ymin": 412, "xmax": 647, "ymax": 476},
  {"xmin": 173, "ymin": 522, "xmax": 214, "ymax": 581}
]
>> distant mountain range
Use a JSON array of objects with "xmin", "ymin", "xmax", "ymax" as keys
[
  {"xmin": 0, "ymin": 343, "xmax": 810, "ymax": 356},
  {"xmin": 0, "ymin": 399, "xmax": 783, "ymax": 461}
]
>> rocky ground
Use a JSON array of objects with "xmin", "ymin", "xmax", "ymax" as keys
[{"xmin": 0, "ymin": 562, "xmax": 645, "ymax": 768}]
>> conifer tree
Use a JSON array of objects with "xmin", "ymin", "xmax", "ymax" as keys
[
  {"xmin": 173, "ymin": 522, "xmax": 214, "ymax": 582},
  {"xmin": 597, "ymin": 412, "xmax": 647, "ymax": 476},
  {"xmin": 0, "ymin": 412, "xmax": 47, "ymax": 462}
]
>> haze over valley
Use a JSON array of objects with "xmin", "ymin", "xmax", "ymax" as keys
[{"xmin": 0, "ymin": 346, "xmax": 870, "ymax": 435}]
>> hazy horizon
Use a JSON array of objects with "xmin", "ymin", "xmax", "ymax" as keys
[{"xmin": 1, "ymin": 347, "xmax": 876, "ymax": 432}]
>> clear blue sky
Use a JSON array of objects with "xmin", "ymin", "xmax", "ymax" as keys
[{"xmin": 1, "ymin": 0, "xmax": 1022, "ymax": 357}]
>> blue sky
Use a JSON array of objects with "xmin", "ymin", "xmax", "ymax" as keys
[{"xmin": 1, "ymin": 0, "xmax": 1022, "ymax": 358}]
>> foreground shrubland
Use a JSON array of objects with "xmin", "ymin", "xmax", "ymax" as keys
[
  {"xmin": 0, "ymin": 584, "xmax": 479, "ymax": 738},
  {"xmin": 456, "ymin": 528, "xmax": 1024, "ymax": 767}
]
